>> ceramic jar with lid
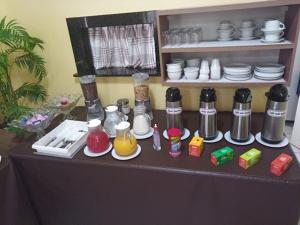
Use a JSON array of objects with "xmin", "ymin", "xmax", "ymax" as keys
[
  {"xmin": 87, "ymin": 119, "xmax": 109, "ymax": 153},
  {"xmin": 133, "ymin": 104, "xmax": 151, "ymax": 135},
  {"xmin": 114, "ymin": 121, "xmax": 137, "ymax": 156}
]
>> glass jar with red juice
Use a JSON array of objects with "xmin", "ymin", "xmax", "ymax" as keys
[{"xmin": 87, "ymin": 119, "xmax": 109, "ymax": 152}]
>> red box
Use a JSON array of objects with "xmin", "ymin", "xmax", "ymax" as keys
[{"xmin": 270, "ymin": 153, "xmax": 293, "ymax": 176}]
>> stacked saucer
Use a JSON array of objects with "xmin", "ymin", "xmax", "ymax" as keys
[
  {"xmin": 223, "ymin": 63, "xmax": 252, "ymax": 81},
  {"xmin": 254, "ymin": 63, "xmax": 285, "ymax": 80}
]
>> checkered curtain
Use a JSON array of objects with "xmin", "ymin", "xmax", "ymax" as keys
[{"xmin": 88, "ymin": 24, "xmax": 156, "ymax": 69}]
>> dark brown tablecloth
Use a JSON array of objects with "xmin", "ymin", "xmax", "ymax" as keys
[
  {"xmin": 0, "ymin": 130, "xmax": 38, "ymax": 225},
  {"xmin": 9, "ymin": 108, "xmax": 300, "ymax": 225}
]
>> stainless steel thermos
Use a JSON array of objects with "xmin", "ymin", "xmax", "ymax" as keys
[
  {"xmin": 261, "ymin": 84, "xmax": 288, "ymax": 143},
  {"xmin": 199, "ymin": 88, "xmax": 218, "ymax": 140},
  {"xmin": 166, "ymin": 87, "xmax": 184, "ymax": 133},
  {"xmin": 230, "ymin": 88, "xmax": 252, "ymax": 142}
]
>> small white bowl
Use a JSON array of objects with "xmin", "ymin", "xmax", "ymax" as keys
[
  {"xmin": 185, "ymin": 71, "xmax": 199, "ymax": 80},
  {"xmin": 167, "ymin": 71, "xmax": 182, "ymax": 80},
  {"xmin": 184, "ymin": 67, "xmax": 199, "ymax": 73},
  {"xmin": 166, "ymin": 63, "xmax": 181, "ymax": 70},
  {"xmin": 167, "ymin": 68, "xmax": 182, "ymax": 73},
  {"xmin": 171, "ymin": 59, "xmax": 185, "ymax": 68}
]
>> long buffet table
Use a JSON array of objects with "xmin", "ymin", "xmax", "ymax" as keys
[
  {"xmin": 3, "ymin": 107, "xmax": 300, "ymax": 225},
  {"xmin": 0, "ymin": 130, "xmax": 38, "ymax": 225}
]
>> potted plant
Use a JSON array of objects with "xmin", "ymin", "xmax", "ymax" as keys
[{"xmin": 0, "ymin": 17, "xmax": 47, "ymax": 126}]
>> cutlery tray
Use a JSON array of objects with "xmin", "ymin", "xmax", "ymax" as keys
[{"xmin": 32, "ymin": 120, "xmax": 88, "ymax": 158}]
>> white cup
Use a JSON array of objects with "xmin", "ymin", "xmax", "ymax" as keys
[
  {"xmin": 241, "ymin": 20, "xmax": 254, "ymax": 28},
  {"xmin": 264, "ymin": 20, "xmax": 286, "ymax": 31},
  {"xmin": 219, "ymin": 21, "xmax": 232, "ymax": 30},
  {"xmin": 239, "ymin": 27, "xmax": 255, "ymax": 38},
  {"xmin": 219, "ymin": 28, "xmax": 234, "ymax": 39},
  {"xmin": 264, "ymin": 30, "xmax": 284, "ymax": 42}
]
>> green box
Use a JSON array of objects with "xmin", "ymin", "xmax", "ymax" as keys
[
  {"xmin": 211, "ymin": 147, "xmax": 234, "ymax": 166},
  {"xmin": 239, "ymin": 148, "xmax": 261, "ymax": 169}
]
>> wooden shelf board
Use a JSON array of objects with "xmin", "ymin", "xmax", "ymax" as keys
[
  {"xmin": 162, "ymin": 77, "xmax": 286, "ymax": 87},
  {"xmin": 161, "ymin": 39, "xmax": 294, "ymax": 53},
  {"xmin": 157, "ymin": 0, "xmax": 299, "ymax": 16}
]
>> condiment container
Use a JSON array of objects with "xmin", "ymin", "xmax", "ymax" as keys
[
  {"xmin": 168, "ymin": 128, "xmax": 182, "ymax": 158},
  {"xmin": 211, "ymin": 146, "xmax": 234, "ymax": 166},
  {"xmin": 135, "ymin": 99, "xmax": 153, "ymax": 120},
  {"xmin": 87, "ymin": 119, "xmax": 109, "ymax": 153},
  {"xmin": 132, "ymin": 73, "xmax": 149, "ymax": 101},
  {"xmin": 153, "ymin": 124, "xmax": 161, "ymax": 151},
  {"xmin": 114, "ymin": 121, "xmax": 137, "ymax": 156},
  {"xmin": 189, "ymin": 136, "xmax": 204, "ymax": 157},
  {"xmin": 239, "ymin": 148, "xmax": 261, "ymax": 169},
  {"xmin": 133, "ymin": 105, "xmax": 151, "ymax": 135},
  {"xmin": 79, "ymin": 75, "xmax": 104, "ymax": 121},
  {"xmin": 270, "ymin": 153, "xmax": 293, "ymax": 176},
  {"xmin": 117, "ymin": 98, "xmax": 130, "ymax": 115}
]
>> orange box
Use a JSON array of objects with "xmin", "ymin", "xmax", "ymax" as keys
[{"xmin": 189, "ymin": 136, "xmax": 204, "ymax": 157}]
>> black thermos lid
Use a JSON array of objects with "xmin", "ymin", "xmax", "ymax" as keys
[
  {"xmin": 266, "ymin": 84, "xmax": 288, "ymax": 102},
  {"xmin": 200, "ymin": 88, "xmax": 216, "ymax": 102},
  {"xmin": 166, "ymin": 87, "xmax": 182, "ymax": 102},
  {"xmin": 234, "ymin": 88, "xmax": 252, "ymax": 103}
]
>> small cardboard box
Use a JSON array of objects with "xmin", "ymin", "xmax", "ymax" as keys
[
  {"xmin": 211, "ymin": 147, "xmax": 234, "ymax": 166},
  {"xmin": 239, "ymin": 148, "xmax": 261, "ymax": 169},
  {"xmin": 270, "ymin": 153, "xmax": 293, "ymax": 176},
  {"xmin": 189, "ymin": 136, "xmax": 204, "ymax": 157}
]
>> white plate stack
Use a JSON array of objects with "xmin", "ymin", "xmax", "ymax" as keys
[
  {"xmin": 223, "ymin": 63, "xmax": 252, "ymax": 81},
  {"xmin": 254, "ymin": 64, "xmax": 285, "ymax": 80}
]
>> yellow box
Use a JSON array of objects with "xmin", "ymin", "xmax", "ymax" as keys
[{"xmin": 189, "ymin": 136, "xmax": 204, "ymax": 157}]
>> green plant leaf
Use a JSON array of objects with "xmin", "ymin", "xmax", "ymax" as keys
[
  {"xmin": 0, "ymin": 102, "xmax": 30, "ymax": 122},
  {"xmin": 0, "ymin": 17, "xmax": 47, "ymax": 123},
  {"xmin": 0, "ymin": 52, "xmax": 9, "ymax": 77},
  {"xmin": 15, "ymin": 82, "xmax": 47, "ymax": 102},
  {"xmin": 15, "ymin": 51, "xmax": 46, "ymax": 81}
]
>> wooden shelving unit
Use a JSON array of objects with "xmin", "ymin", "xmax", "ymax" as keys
[{"xmin": 156, "ymin": 0, "xmax": 300, "ymax": 87}]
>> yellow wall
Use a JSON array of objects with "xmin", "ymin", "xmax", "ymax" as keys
[{"xmin": 4, "ymin": 0, "xmax": 272, "ymax": 111}]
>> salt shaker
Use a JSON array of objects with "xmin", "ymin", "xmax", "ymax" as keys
[{"xmin": 210, "ymin": 58, "xmax": 221, "ymax": 80}]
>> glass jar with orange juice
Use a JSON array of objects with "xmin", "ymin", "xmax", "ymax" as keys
[{"xmin": 114, "ymin": 121, "xmax": 137, "ymax": 156}]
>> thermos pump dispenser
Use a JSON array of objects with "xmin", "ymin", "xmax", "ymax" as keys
[
  {"xmin": 261, "ymin": 84, "xmax": 288, "ymax": 143},
  {"xmin": 198, "ymin": 88, "xmax": 218, "ymax": 140}
]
